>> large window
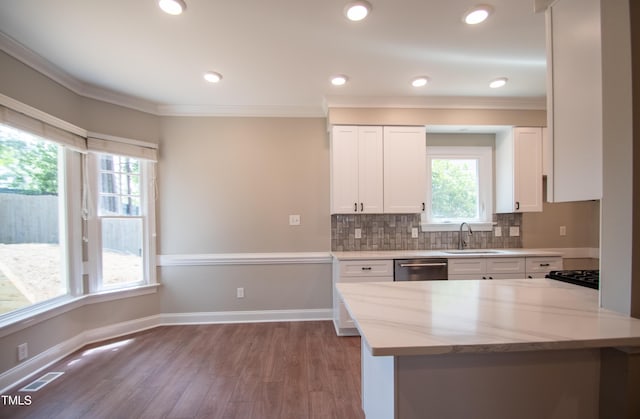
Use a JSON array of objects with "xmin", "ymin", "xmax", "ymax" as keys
[
  {"xmin": 87, "ymin": 150, "xmax": 156, "ymax": 292},
  {"xmin": 0, "ymin": 124, "xmax": 69, "ymax": 315},
  {"xmin": 422, "ymin": 146, "xmax": 493, "ymax": 230}
]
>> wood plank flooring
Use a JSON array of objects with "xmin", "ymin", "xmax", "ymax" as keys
[{"xmin": 2, "ymin": 321, "xmax": 364, "ymax": 419}]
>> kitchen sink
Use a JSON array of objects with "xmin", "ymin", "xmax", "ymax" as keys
[{"xmin": 444, "ymin": 250, "xmax": 503, "ymax": 254}]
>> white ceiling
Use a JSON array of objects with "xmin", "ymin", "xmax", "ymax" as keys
[{"xmin": 0, "ymin": 0, "xmax": 547, "ymax": 117}]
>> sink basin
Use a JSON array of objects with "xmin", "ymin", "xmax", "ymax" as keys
[{"xmin": 444, "ymin": 250, "xmax": 503, "ymax": 254}]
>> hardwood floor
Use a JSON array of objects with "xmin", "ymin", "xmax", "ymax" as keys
[{"xmin": 2, "ymin": 321, "xmax": 364, "ymax": 419}]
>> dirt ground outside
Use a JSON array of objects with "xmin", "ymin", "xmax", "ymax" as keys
[{"xmin": 0, "ymin": 243, "xmax": 142, "ymax": 315}]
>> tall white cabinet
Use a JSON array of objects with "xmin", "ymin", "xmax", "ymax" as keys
[
  {"xmin": 330, "ymin": 126, "xmax": 384, "ymax": 214},
  {"xmin": 546, "ymin": 0, "xmax": 602, "ymax": 202},
  {"xmin": 383, "ymin": 126, "xmax": 427, "ymax": 213},
  {"xmin": 496, "ymin": 127, "xmax": 543, "ymax": 213}
]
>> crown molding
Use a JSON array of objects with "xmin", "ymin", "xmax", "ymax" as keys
[
  {"xmin": 0, "ymin": 31, "xmax": 159, "ymax": 115},
  {"xmin": 324, "ymin": 95, "xmax": 547, "ymax": 111},
  {"xmin": 1, "ymin": 31, "xmax": 546, "ymax": 118},
  {"xmin": 156, "ymin": 104, "xmax": 326, "ymax": 118}
]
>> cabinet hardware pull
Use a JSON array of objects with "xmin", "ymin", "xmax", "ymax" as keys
[
  {"xmin": 539, "ymin": 263, "xmax": 550, "ymax": 267},
  {"xmin": 354, "ymin": 203, "xmax": 358, "ymax": 212},
  {"xmin": 361, "ymin": 203, "xmax": 364, "ymax": 212},
  {"xmin": 399, "ymin": 263, "xmax": 447, "ymax": 268},
  {"xmin": 515, "ymin": 201, "xmax": 520, "ymax": 210},
  {"xmin": 361, "ymin": 267, "xmax": 372, "ymax": 270},
  {"xmin": 422, "ymin": 202, "xmax": 426, "ymax": 211}
]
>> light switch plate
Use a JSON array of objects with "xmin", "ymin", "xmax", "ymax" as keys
[
  {"xmin": 494, "ymin": 226, "xmax": 502, "ymax": 237},
  {"xmin": 509, "ymin": 226, "xmax": 520, "ymax": 237},
  {"xmin": 355, "ymin": 228, "xmax": 362, "ymax": 239},
  {"xmin": 411, "ymin": 228, "xmax": 419, "ymax": 238},
  {"xmin": 289, "ymin": 214, "xmax": 301, "ymax": 225},
  {"xmin": 559, "ymin": 226, "xmax": 567, "ymax": 236}
]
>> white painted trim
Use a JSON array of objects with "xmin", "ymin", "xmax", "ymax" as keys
[
  {"xmin": 0, "ymin": 308, "xmax": 332, "ymax": 393},
  {"xmin": 160, "ymin": 309, "xmax": 332, "ymax": 325},
  {"xmin": 0, "ymin": 32, "xmax": 159, "ymax": 116},
  {"xmin": 324, "ymin": 95, "xmax": 547, "ymax": 111},
  {"xmin": 0, "ymin": 314, "xmax": 161, "ymax": 394},
  {"xmin": 0, "ymin": 285, "xmax": 160, "ymax": 339},
  {"xmin": 156, "ymin": 104, "xmax": 326, "ymax": 118},
  {"xmin": 157, "ymin": 252, "xmax": 333, "ymax": 267}
]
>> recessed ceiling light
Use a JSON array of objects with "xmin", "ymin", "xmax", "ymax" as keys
[
  {"xmin": 204, "ymin": 71, "xmax": 222, "ymax": 83},
  {"xmin": 411, "ymin": 77, "xmax": 430, "ymax": 88},
  {"xmin": 331, "ymin": 75, "xmax": 348, "ymax": 86},
  {"xmin": 489, "ymin": 77, "xmax": 508, "ymax": 88},
  {"xmin": 344, "ymin": 1, "xmax": 372, "ymax": 21},
  {"xmin": 463, "ymin": 4, "xmax": 493, "ymax": 25},
  {"xmin": 159, "ymin": 0, "xmax": 186, "ymax": 15}
]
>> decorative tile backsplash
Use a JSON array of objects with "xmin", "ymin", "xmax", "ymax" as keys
[{"xmin": 331, "ymin": 213, "xmax": 523, "ymax": 251}]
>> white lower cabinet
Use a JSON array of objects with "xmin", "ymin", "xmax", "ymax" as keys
[
  {"xmin": 333, "ymin": 259, "xmax": 393, "ymax": 335},
  {"xmin": 449, "ymin": 256, "xmax": 563, "ymax": 280},
  {"xmin": 449, "ymin": 257, "xmax": 525, "ymax": 280},
  {"xmin": 526, "ymin": 256, "xmax": 564, "ymax": 278}
]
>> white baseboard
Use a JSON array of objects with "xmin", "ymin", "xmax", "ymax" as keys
[
  {"xmin": 160, "ymin": 308, "xmax": 332, "ymax": 325},
  {"xmin": 0, "ymin": 308, "xmax": 332, "ymax": 393}
]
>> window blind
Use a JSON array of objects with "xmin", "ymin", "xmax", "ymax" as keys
[
  {"xmin": 0, "ymin": 105, "xmax": 87, "ymax": 152},
  {"xmin": 87, "ymin": 134, "xmax": 158, "ymax": 162}
]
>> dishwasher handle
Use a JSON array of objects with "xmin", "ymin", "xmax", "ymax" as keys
[{"xmin": 399, "ymin": 262, "xmax": 448, "ymax": 268}]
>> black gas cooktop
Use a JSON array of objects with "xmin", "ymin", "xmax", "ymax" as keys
[{"xmin": 546, "ymin": 270, "xmax": 599, "ymax": 289}]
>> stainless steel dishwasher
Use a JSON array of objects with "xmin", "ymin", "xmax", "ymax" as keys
[{"xmin": 394, "ymin": 258, "xmax": 448, "ymax": 281}]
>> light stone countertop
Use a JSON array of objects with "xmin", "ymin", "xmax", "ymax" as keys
[
  {"xmin": 336, "ymin": 279, "xmax": 640, "ymax": 356},
  {"xmin": 331, "ymin": 249, "xmax": 564, "ymax": 260}
]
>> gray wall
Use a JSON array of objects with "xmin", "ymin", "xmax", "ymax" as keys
[
  {"xmin": 157, "ymin": 116, "xmax": 330, "ymax": 253},
  {"xmin": 156, "ymin": 116, "xmax": 333, "ymax": 314}
]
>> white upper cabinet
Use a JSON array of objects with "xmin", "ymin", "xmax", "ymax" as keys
[
  {"xmin": 546, "ymin": 0, "xmax": 602, "ymax": 202},
  {"xmin": 383, "ymin": 126, "xmax": 427, "ymax": 213},
  {"xmin": 496, "ymin": 127, "xmax": 543, "ymax": 213},
  {"xmin": 330, "ymin": 126, "xmax": 384, "ymax": 214}
]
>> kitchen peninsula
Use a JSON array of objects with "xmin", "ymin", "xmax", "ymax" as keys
[{"xmin": 337, "ymin": 279, "xmax": 640, "ymax": 419}]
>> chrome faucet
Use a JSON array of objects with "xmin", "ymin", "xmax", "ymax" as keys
[{"xmin": 458, "ymin": 222, "xmax": 473, "ymax": 250}]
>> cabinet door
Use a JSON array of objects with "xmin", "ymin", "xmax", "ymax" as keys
[
  {"xmin": 526, "ymin": 256, "xmax": 563, "ymax": 277},
  {"xmin": 331, "ymin": 126, "xmax": 359, "ymax": 213},
  {"xmin": 514, "ymin": 128, "xmax": 543, "ymax": 212},
  {"xmin": 486, "ymin": 257, "xmax": 526, "ymax": 275},
  {"xmin": 547, "ymin": 0, "xmax": 602, "ymax": 202},
  {"xmin": 383, "ymin": 126, "xmax": 427, "ymax": 213},
  {"xmin": 448, "ymin": 258, "xmax": 486, "ymax": 276},
  {"xmin": 358, "ymin": 127, "xmax": 384, "ymax": 213}
]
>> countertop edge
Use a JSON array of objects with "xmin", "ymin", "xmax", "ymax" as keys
[{"xmin": 331, "ymin": 249, "xmax": 565, "ymax": 260}]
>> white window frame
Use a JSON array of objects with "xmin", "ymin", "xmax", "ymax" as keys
[
  {"xmin": 0, "ymin": 127, "xmax": 84, "ymax": 323},
  {"xmin": 86, "ymin": 153, "xmax": 157, "ymax": 293},
  {"xmin": 421, "ymin": 146, "xmax": 494, "ymax": 232}
]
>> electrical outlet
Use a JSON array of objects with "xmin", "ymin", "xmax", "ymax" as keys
[
  {"xmin": 559, "ymin": 226, "xmax": 567, "ymax": 236},
  {"xmin": 509, "ymin": 226, "xmax": 520, "ymax": 237},
  {"xmin": 289, "ymin": 214, "xmax": 301, "ymax": 226},
  {"xmin": 17, "ymin": 343, "xmax": 28, "ymax": 362},
  {"xmin": 236, "ymin": 287, "xmax": 244, "ymax": 298},
  {"xmin": 411, "ymin": 228, "xmax": 419, "ymax": 238},
  {"xmin": 494, "ymin": 226, "xmax": 502, "ymax": 237},
  {"xmin": 354, "ymin": 228, "xmax": 362, "ymax": 239}
]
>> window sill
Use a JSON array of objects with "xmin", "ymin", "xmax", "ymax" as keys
[
  {"xmin": 0, "ymin": 283, "xmax": 160, "ymax": 338},
  {"xmin": 421, "ymin": 222, "xmax": 495, "ymax": 232}
]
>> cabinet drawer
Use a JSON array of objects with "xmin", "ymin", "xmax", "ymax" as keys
[
  {"xmin": 526, "ymin": 257, "xmax": 563, "ymax": 273},
  {"xmin": 486, "ymin": 257, "xmax": 525, "ymax": 274},
  {"xmin": 339, "ymin": 260, "xmax": 393, "ymax": 277},
  {"xmin": 448, "ymin": 258, "xmax": 486, "ymax": 275}
]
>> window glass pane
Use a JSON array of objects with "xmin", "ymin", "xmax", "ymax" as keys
[
  {"xmin": 98, "ymin": 155, "xmax": 141, "ymax": 216},
  {"xmin": 101, "ymin": 218, "xmax": 143, "ymax": 288},
  {"xmin": 431, "ymin": 158, "xmax": 479, "ymax": 220},
  {"xmin": 0, "ymin": 124, "xmax": 66, "ymax": 314}
]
